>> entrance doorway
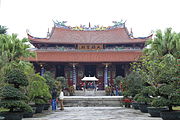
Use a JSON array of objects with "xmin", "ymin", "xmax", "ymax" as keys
[
  {"xmin": 116, "ymin": 65, "xmax": 125, "ymax": 77},
  {"xmin": 84, "ymin": 65, "xmax": 96, "ymax": 77},
  {"xmin": 56, "ymin": 65, "xmax": 65, "ymax": 77}
]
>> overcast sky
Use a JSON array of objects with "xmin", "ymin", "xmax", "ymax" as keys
[{"xmin": 0, "ymin": 0, "xmax": 180, "ymax": 39}]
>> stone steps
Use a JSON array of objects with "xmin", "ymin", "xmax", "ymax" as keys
[
  {"xmin": 64, "ymin": 96, "xmax": 123, "ymax": 107},
  {"xmin": 74, "ymin": 90, "xmax": 106, "ymax": 96}
]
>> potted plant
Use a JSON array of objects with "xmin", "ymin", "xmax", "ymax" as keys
[
  {"xmin": 120, "ymin": 71, "xmax": 143, "ymax": 109},
  {"xmin": 147, "ymin": 85, "xmax": 168, "ymax": 117},
  {"xmin": 68, "ymin": 86, "xmax": 75, "ymax": 96},
  {"xmin": 105, "ymin": 86, "xmax": 112, "ymax": 96},
  {"xmin": 28, "ymin": 74, "xmax": 51, "ymax": 113},
  {"xmin": 132, "ymin": 94, "xmax": 141, "ymax": 110},
  {"xmin": 122, "ymin": 93, "xmax": 132, "ymax": 108},
  {"xmin": 135, "ymin": 86, "xmax": 153, "ymax": 113},
  {"xmin": 142, "ymin": 28, "xmax": 180, "ymax": 120},
  {"xmin": 148, "ymin": 97, "xmax": 169, "ymax": 117},
  {"xmin": 0, "ymin": 68, "xmax": 32, "ymax": 120},
  {"xmin": 43, "ymin": 71, "xmax": 56, "ymax": 110},
  {"xmin": 159, "ymin": 84, "xmax": 180, "ymax": 120},
  {"xmin": 149, "ymin": 56, "xmax": 180, "ymax": 120}
]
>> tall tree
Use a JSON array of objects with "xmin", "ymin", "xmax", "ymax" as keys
[
  {"xmin": 144, "ymin": 28, "xmax": 180, "ymax": 58},
  {"xmin": 0, "ymin": 25, "xmax": 7, "ymax": 34},
  {"xmin": 0, "ymin": 34, "xmax": 34, "ymax": 63}
]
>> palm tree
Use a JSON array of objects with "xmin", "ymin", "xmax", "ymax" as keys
[
  {"xmin": 144, "ymin": 28, "xmax": 180, "ymax": 58},
  {"xmin": 0, "ymin": 25, "xmax": 8, "ymax": 34},
  {"xmin": 0, "ymin": 34, "xmax": 34, "ymax": 62}
]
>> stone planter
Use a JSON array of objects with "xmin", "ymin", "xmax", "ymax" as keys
[
  {"xmin": 160, "ymin": 110, "xmax": 180, "ymax": 120},
  {"xmin": 139, "ymin": 103, "xmax": 150, "ymax": 113},
  {"xmin": 132, "ymin": 102, "xmax": 139, "ymax": 110},
  {"xmin": 35, "ymin": 104, "xmax": 44, "ymax": 113},
  {"xmin": 23, "ymin": 112, "xmax": 34, "ymax": 118},
  {"xmin": 0, "ymin": 112, "xmax": 23, "ymax": 120},
  {"xmin": 23, "ymin": 106, "xmax": 35, "ymax": 118},
  {"xmin": 44, "ymin": 103, "xmax": 50, "ymax": 110},
  {"xmin": 147, "ymin": 107, "xmax": 168, "ymax": 117}
]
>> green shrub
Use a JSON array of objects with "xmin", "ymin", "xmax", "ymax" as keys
[
  {"xmin": 28, "ymin": 74, "xmax": 51, "ymax": 104},
  {"xmin": 43, "ymin": 71, "xmax": 56, "ymax": 91},
  {"xmin": 0, "ymin": 68, "xmax": 32, "ymax": 112},
  {"xmin": 4, "ymin": 68, "xmax": 28, "ymax": 88},
  {"xmin": 151, "ymin": 97, "xmax": 171, "ymax": 107}
]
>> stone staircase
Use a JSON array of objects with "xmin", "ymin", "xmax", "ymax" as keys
[{"xmin": 64, "ymin": 96, "xmax": 123, "ymax": 107}]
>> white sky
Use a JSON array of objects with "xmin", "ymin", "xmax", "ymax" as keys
[{"xmin": 0, "ymin": 0, "xmax": 180, "ymax": 39}]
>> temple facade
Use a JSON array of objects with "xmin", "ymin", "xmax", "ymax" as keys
[{"xmin": 27, "ymin": 21, "xmax": 151, "ymax": 90}]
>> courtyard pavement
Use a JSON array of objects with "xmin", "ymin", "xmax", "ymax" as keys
[{"xmin": 23, "ymin": 107, "xmax": 162, "ymax": 120}]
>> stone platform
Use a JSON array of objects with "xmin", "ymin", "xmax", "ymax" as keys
[{"xmin": 64, "ymin": 96, "xmax": 123, "ymax": 107}]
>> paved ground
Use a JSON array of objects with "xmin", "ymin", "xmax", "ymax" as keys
[{"xmin": 23, "ymin": 107, "xmax": 162, "ymax": 120}]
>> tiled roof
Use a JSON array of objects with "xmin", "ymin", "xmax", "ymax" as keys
[
  {"xmin": 28, "ymin": 27, "xmax": 150, "ymax": 44},
  {"xmin": 27, "ymin": 50, "xmax": 142, "ymax": 62}
]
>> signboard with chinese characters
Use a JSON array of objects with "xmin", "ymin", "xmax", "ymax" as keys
[{"xmin": 78, "ymin": 44, "xmax": 103, "ymax": 50}]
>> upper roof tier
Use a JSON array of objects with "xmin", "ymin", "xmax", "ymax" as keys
[{"xmin": 28, "ymin": 22, "xmax": 152, "ymax": 44}]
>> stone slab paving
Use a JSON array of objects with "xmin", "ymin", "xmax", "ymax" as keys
[{"xmin": 23, "ymin": 107, "xmax": 162, "ymax": 120}]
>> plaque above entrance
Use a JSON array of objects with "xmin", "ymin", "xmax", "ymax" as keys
[{"xmin": 78, "ymin": 44, "xmax": 103, "ymax": 50}]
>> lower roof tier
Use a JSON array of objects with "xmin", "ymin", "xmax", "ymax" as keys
[{"xmin": 27, "ymin": 51, "xmax": 142, "ymax": 62}]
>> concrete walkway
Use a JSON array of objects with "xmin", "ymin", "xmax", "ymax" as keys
[{"xmin": 23, "ymin": 107, "xmax": 162, "ymax": 120}]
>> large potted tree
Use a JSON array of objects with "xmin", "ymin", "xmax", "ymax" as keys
[
  {"xmin": 0, "ymin": 68, "xmax": 32, "ymax": 120},
  {"xmin": 43, "ymin": 71, "xmax": 56, "ymax": 110},
  {"xmin": 143, "ymin": 28, "xmax": 180, "ymax": 119},
  {"xmin": 120, "ymin": 71, "xmax": 143, "ymax": 109},
  {"xmin": 136, "ymin": 86, "xmax": 153, "ymax": 113},
  {"xmin": 28, "ymin": 74, "xmax": 51, "ymax": 113}
]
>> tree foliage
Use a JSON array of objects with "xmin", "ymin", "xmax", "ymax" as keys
[
  {"xmin": 28, "ymin": 74, "xmax": 51, "ymax": 104},
  {"xmin": 43, "ymin": 71, "xmax": 56, "ymax": 91},
  {"xmin": 0, "ymin": 68, "xmax": 32, "ymax": 112},
  {"xmin": 132, "ymin": 28, "xmax": 180, "ymax": 110},
  {"xmin": 121, "ymin": 71, "xmax": 144, "ymax": 97},
  {"xmin": 4, "ymin": 68, "xmax": 28, "ymax": 88},
  {"xmin": 0, "ymin": 25, "xmax": 7, "ymax": 34},
  {"xmin": 0, "ymin": 34, "xmax": 34, "ymax": 63}
]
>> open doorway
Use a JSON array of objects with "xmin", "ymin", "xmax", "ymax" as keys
[{"xmin": 84, "ymin": 65, "xmax": 96, "ymax": 77}]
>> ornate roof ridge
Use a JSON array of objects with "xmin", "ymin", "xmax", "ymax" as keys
[{"xmin": 53, "ymin": 20, "xmax": 126, "ymax": 31}]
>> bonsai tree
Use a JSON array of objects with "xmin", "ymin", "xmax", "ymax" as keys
[
  {"xmin": 0, "ymin": 68, "xmax": 32, "ymax": 113},
  {"xmin": 56, "ymin": 76, "xmax": 67, "ymax": 95},
  {"xmin": 136, "ymin": 85, "xmax": 153, "ymax": 104},
  {"xmin": 132, "ymin": 28, "xmax": 180, "ymax": 117},
  {"xmin": 43, "ymin": 71, "xmax": 56, "ymax": 91},
  {"xmin": 153, "ymin": 55, "xmax": 180, "ymax": 111},
  {"xmin": 28, "ymin": 74, "xmax": 51, "ymax": 105},
  {"xmin": 56, "ymin": 76, "xmax": 67, "ymax": 90},
  {"xmin": 121, "ymin": 71, "xmax": 143, "ymax": 98}
]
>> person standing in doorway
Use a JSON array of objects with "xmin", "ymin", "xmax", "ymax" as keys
[
  {"xmin": 59, "ymin": 89, "xmax": 64, "ymax": 110},
  {"xmin": 51, "ymin": 88, "xmax": 57, "ymax": 111}
]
